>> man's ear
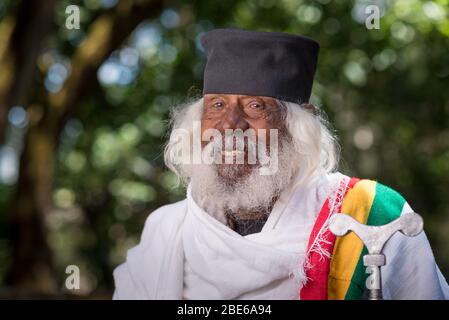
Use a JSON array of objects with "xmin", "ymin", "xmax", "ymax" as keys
[{"xmin": 303, "ymin": 103, "xmax": 318, "ymax": 115}]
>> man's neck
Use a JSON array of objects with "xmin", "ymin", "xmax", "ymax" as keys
[
  {"xmin": 225, "ymin": 196, "xmax": 278, "ymax": 236},
  {"xmin": 227, "ymin": 216, "xmax": 268, "ymax": 236}
]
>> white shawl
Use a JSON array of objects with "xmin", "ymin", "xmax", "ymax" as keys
[{"xmin": 113, "ymin": 171, "xmax": 449, "ymax": 300}]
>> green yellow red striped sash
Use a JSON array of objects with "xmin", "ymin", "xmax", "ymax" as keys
[{"xmin": 300, "ymin": 178, "xmax": 407, "ymax": 300}]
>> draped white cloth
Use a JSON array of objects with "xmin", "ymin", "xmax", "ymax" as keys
[{"xmin": 113, "ymin": 170, "xmax": 449, "ymax": 300}]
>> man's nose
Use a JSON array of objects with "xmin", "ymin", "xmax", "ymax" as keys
[{"xmin": 220, "ymin": 105, "xmax": 249, "ymax": 131}]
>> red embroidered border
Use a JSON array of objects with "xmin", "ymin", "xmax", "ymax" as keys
[{"xmin": 299, "ymin": 177, "xmax": 360, "ymax": 300}]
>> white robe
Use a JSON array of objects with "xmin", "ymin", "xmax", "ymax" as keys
[{"xmin": 112, "ymin": 171, "xmax": 449, "ymax": 300}]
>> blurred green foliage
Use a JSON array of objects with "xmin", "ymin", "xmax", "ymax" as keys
[{"xmin": 0, "ymin": 0, "xmax": 448, "ymax": 297}]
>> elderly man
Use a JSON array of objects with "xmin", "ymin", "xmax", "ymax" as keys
[{"xmin": 113, "ymin": 28, "xmax": 449, "ymax": 300}]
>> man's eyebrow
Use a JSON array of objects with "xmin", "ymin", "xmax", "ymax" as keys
[
  {"xmin": 242, "ymin": 96, "xmax": 277, "ymax": 105},
  {"xmin": 241, "ymin": 96, "xmax": 265, "ymax": 102},
  {"xmin": 206, "ymin": 95, "xmax": 224, "ymax": 101}
]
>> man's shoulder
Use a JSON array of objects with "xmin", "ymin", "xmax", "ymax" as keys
[
  {"xmin": 351, "ymin": 177, "xmax": 406, "ymax": 203},
  {"xmin": 345, "ymin": 177, "xmax": 411, "ymax": 224},
  {"xmin": 113, "ymin": 198, "xmax": 187, "ymax": 299},
  {"xmin": 140, "ymin": 198, "xmax": 187, "ymax": 240},
  {"xmin": 145, "ymin": 198, "xmax": 187, "ymax": 224}
]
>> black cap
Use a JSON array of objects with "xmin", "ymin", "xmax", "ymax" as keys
[{"xmin": 201, "ymin": 28, "xmax": 320, "ymax": 104}]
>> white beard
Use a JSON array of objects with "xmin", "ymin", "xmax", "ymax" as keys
[{"xmin": 183, "ymin": 135, "xmax": 299, "ymax": 219}]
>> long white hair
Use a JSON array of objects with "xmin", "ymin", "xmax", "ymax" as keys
[
  {"xmin": 164, "ymin": 97, "xmax": 340, "ymax": 188},
  {"xmin": 282, "ymin": 100, "xmax": 341, "ymax": 187}
]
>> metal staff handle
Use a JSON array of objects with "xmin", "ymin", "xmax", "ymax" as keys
[{"xmin": 328, "ymin": 212, "xmax": 424, "ymax": 300}]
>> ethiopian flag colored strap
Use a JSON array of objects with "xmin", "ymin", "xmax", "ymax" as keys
[
  {"xmin": 328, "ymin": 179, "xmax": 407, "ymax": 300},
  {"xmin": 300, "ymin": 178, "xmax": 408, "ymax": 300},
  {"xmin": 300, "ymin": 176, "xmax": 359, "ymax": 300}
]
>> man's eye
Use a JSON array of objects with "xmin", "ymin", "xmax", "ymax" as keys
[
  {"xmin": 249, "ymin": 103, "xmax": 264, "ymax": 110},
  {"xmin": 212, "ymin": 102, "xmax": 224, "ymax": 108}
]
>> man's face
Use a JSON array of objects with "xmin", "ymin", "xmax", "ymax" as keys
[{"xmin": 201, "ymin": 94, "xmax": 285, "ymax": 181}]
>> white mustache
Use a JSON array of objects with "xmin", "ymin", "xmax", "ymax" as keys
[
  {"xmin": 170, "ymin": 123, "xmax": 280, "ymax": 175},
  {"xmin": 200, "ymin": 133, "xmax": 279, "ymax": 176},
  {"xmin": 204, "ymin": 135, "xmax": 259, "ymax": 162}
]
